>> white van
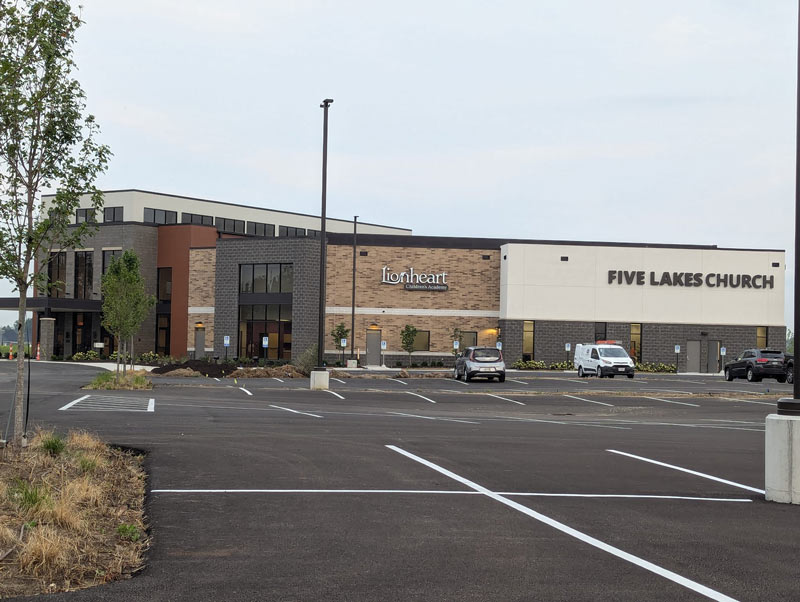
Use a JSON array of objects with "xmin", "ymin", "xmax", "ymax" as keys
[{"xmin": 574, "ymin": 343, "xmax": 635, "ymax": 378}]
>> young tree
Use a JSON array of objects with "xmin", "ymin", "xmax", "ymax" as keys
[
  {"xmin": 400, "ymin": 324, "xmax": 418, "ymax": 368},
  {"xmin": 101, "ymin": 250, "xmax": 154, "ymax": 382},
  {"xmin": 0, "ymin": 1, "xmax": 111, "ymax": 447},
  {"xmin": 330, "ymin": 322, "xmax": 349, "ymax": 366},
  {"xmin": 451, "ymin": 327, "xmax": 463, "ymax": 356}
]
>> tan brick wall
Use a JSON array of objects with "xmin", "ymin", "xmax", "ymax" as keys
[
  {"xmin": 188, "ymin": 249, "xmax": 216, "ymax": 349},
  {"xmin": 325, "ymin": 245, "xmax": 500, "ymax": 353}
]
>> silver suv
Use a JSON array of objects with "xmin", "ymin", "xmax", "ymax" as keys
[{"xmin": 454, "ymin": 346, "xmax": 506, "ymax": 382}]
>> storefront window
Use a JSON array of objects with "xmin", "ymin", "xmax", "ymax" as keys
[
  {"xmin": 157, "ymin": 268, "xmax": 172, "ymax": 302},
  {"xmin": 522, "ymin": 321, "xmax": 534, "ymax": 361},
  {"xmin": 756, "ymin": 326, "xmax": 767, "ymax": 349},
  {"xmin": 237, "ymin": 304, "xmax": 292, "ymax": 360},
  {"xmin": 239, "ymin": 263, "xmax": 293, "ymax": 294},
  {"xmin": 630, "ymin": 323, "xmax": 641, "ymax": 363},
  {"xmin": 461, "ymin": 331, "xmax": 477, "ymax": 347},
  {"xmin": 412, "ymin": 330, "xmax": 430, "ymax": 352},
  {"xmin": 156, "ymin": 314, "xmax": 170, "ymax": 356},
  {"xmin": 74, "ymin": 251, "xmax": 93, "ymax": 300},
  {"xmin": 47, "ymin": 252, "xmax": 66, "ymax": 298}
]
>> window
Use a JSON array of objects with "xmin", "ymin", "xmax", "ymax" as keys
[
  {"xmin": 461, "ymin": 331, "xmax": 477, "ymax": 347},
  {"xmin": 157, "ymin": 268, "xmax": 172, "ymax": 302},
  {"xmin": 411, "ymin": 330, "xmax": 430, "ymax": 352},
  {"xmin": 47, "ymin": 252, "xmax": 67, "ymax": 298},
  {"xmin": 279, "ymin": 226, "xmax": 306, "ymax": 237},
  {"xmin": 74, "ymin": 251, "xmax": 93, "ymax": 300},
  {"xmin": 76, "ymin": 208, "xmax": 96, "ymax": 223},
  {"xmin": 144, "ymin": 207, "xmax": 177, "ymax": 224},
  {"xmin": 246, "ymin": 221, "xmax": 275, "ymax": 237},
  {"xmin": 756, "ymin": 326, "xmax": 768, "ymax": 349},
  {"xmin": 522, "ymin": 320, "xmax": 534, "ymax": 361},
  {"xmin": 595, "ymin": 322, "xmax": 607, "ymax": 342},
  {"xmin": 102, "ymin": 250, "xmax": 122, "ymax": 274},
  {"xmin": 630, "ymin": 323, "xmax": 641, "ymax": 363},
  {"xmin": 103, "ymin": 207, "xmax": 123, "ymax": 222},
  {"xmin": 156, "ymin": 314, "xmax": 170, "ymax": 356},
  {"xmin": 239, "ymin": 263, "xmax": 293, "ymax": 294},
  {"xmin": 306, "ymin": 229, "xmax": 319, "ymax": 238},
  {"xmin": 182, "ymin": 212, "xmax": 213, "ymax": 225},
  {"xmin": 237, "ymin": 303, "xmax": 292, "ymax": 360},
  {"xmin": 216, "ymin": 217, "xmax": 245, "ymax": 234}
]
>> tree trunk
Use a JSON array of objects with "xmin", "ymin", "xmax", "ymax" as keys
[
  {"xmin": 12, "ymin": 291, "xmax": 28, "ymax": 448},
  {"xmin": 130, "ymin": 335, "xmax": 134, "ymax": 372},
  {"xmin": 122, "ymin": 339, "xmax": 127, "ymax": 377},
  {"xmin": 115, "ymin": 335, "xmax": 120, "ymax": 384}
]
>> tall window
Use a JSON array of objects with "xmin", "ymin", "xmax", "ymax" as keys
[
  {"xmin": 460, "ymin": 331, "xmax": 477, "ymax": 347},
  {"xmin": 411, "ymin": 330, "xmax": 430, "ymax": 351},
  {"xmin": 246, "ymin": 221, "xmax": 275, "ymax": 237},
  {"xmin": 156, "ymin": 314, "xmax": 170, "ymax": 356},
  {"xmin": 630, "ymin": 323, "xmax": 642, "ymax": 363},
  {"xmin": 74, "ymin": 251, "xmax": 93, "ymax": 299},
  {"xmin": 239, "ymin": 263, "xmax": 293, "ymax": 294},
  {"xmin": 279, "ymin": 226, "xmax": 306, "ymax": 237},
  {"xmin": 103, "ymin": 207, "xmax": 123, "ymax": 222},
  {"xmin": 76, "ymin": 208, "xmax": 96, "ymax": 223},
  {"xmin": 47, "ymin": 252, "xmax": 67, "ymax": 298},
  {"xmin": 158, "ymin": 268, "xmax": 172, "ymax": 302},
  {"xmin": 238, "ymin": 303, "xmax": 292, "ymax": 360},
  {"xmin": 144, "ymin": 207, "xmax": 177, "ymax": 224},
  {"xmin": 595, "ymin": 322, "xmax": 607, "ymax": 342},
  {"xmin": 216, "ymin": 217, "xmax": 245, "ymax": 234},
  {"xmin": 102, "ymin": 250, "xmax": 122, "ymax": 274},
  {"xmin": 182, "ymin": 212, "xmax": 213, "ymax": 225},
  {"xmin": 756, "ymin": 326, "xmax": 768, "ymax": 349},
  {"xmin": 522, "ymin": 320, "xmax": 534, "ymax": 361}
]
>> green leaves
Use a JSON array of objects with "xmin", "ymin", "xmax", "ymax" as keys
[{"xmin": 101, "ymin": 250, "xmax": 155, "ymax": 343}]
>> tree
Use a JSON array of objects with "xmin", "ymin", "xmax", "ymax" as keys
[
  {"xmin": 101, "ymin": 250, "xmax": 154, "ymax": 382},
  {"xmin": 400, "ymin": 324, "xmax": 418, "ymax": 368},
  {"xmin": 0, "ymin": 1, "xmax": 111, "ymax": 448},
  {"xmin": 787, "ymin": 328, "xmax": 794, "ymax": 356},
  {"xmin": 451, "ymin": 327, "xmax": 463, "ymax": 356},
  {"xmin": 330, "ymin": 322, "xmax": 349, "ymax": 366}
]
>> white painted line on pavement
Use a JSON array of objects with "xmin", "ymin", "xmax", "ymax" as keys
[
  {"xmin": 486, "ymin": 393, "xmax": 525, "ymax": 406},
  {"xmin": 642, "ymin": 396, "xmax": 700, "ymax": 408},
  {"xmin": 406, "ymin": 391, "xmax": 437, "ymax": 404},
  {"xmin": 389, "ymin": 411, "xmax": 478, "ymax": 424},
  {"xmin": 269, "ymin": 404, "xmax": 323, "ymax": 418},
  {"xmin": 499, "ymin": 416, "xmax": 630, "ymax": 430},
  {"xmin": 563, "ymin": 394, "xmax": 614, "ymax": 407},
  {"xmin": 331, "ymin": 378, "xmax": 346, "ymax": 384},
  {"xmin": 147, "ymin": 398, "xmax": 155, "ymax": 412},
  {"xmin": 507, "ymin": 379, "xmax": 528, "ymax": 385},
  {"xmin": 387, "ymin": 445, "xmax": 737, "ymax": 602},
  {"xmin": 607, "ymin": 449, "xmax": 765, "ymax": 494},
  {"xmin": 640, "ymin": 388, "xmax": 693, "ymax": 395},
  {"xmin": 722, "ymin": 388, "xmax": 766, "ymax": 395},
  {"xmin": 273, "ymin": 377, "xmax": 284, "ymax": 383},
  {"xmin": 389, "ymin": 378, "xmax": 408, "ymax": 385},
  {"xmin": 451, "ymin": 379, "xmax": 469, "ymax": 386},
  {"xmin": 239, "ymin": 387, "xmax": 252, "ymax": 396},
  {"xmin": 59, "ymin": 395, "xmax": 90, "ymax": 411},
  {"xmin": 499, "ymin": 493, "xmax": 749, "ymax": 502},
  {"xmin": 717, "ymin": 396, "xmax": 775, "ymax": 407},
  {"xmin": 325, "ymin": 390, "xmax": 345, "ymax": 400},
  {"xmin": 213, "ymin": 378, "xmax": 220, "ymax": 382},
  {"xmin": 602, "ymin": 419, "xmax": 763, "ymax": 433}
]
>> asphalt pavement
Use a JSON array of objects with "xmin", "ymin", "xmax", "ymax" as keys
[{"xmin": 0, "ymin": 362, "xmax": 796, "ymax": 601}]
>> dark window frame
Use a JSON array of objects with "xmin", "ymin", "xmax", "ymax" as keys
[
  {"xmin": 76, "ymin": 208, "xmax": 96, "ymax": 224},
  {"xmin": 412, "ymin": 330, "xmax": 430, "ymax": 352},
  {"xmin": 73, "ymin": 250, "xmax": 93, "ymax": 300},
  {"xmin": 144, "ymin": 207, "xmax": 177, "ymax": 224},
  {"xmin": 103, "ymin": 206, "xmax": 123, "ymax": 222}
]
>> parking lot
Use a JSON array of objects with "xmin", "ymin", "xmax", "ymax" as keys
[{"xmin": 1, "ymin": 363, "xmax": 797, "ymax": 601}]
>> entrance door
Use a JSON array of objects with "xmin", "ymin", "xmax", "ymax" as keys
[
  {"xmin": 687, "ymin": 340, "xmax": 701, "ymax": 373},
  {"xmin": 706, "ymin": 340, "xmax": 721, "ymax": 373},
  {"xmin": 194, "ymin": 327, "xmax": 205, "ymax": 359},
  {"xmin": 366, "ymin": 330, "xmax": 381, "ymax": 366}
]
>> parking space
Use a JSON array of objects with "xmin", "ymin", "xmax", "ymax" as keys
[{"xmin": 1, "ymin": 362, "xmax": 796, "ymax": 601}]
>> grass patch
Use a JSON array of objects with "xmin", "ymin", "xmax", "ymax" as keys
[
  {"xmin": 39, "ymin": 433, "xmax": 66, "ymax": 457},
  {"xmin": 0, "ymin": 429, "xmax": 147, "ymax": 597},
  {"xmin": 85, "ymin": 370, "xmax": 152, "ymax": 390}
]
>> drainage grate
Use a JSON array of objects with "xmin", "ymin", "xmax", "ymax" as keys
[{"xmin": 59, "ymin": 395, "xmax": 154, "ymax": 412}]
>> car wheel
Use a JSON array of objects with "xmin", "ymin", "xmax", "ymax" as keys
[
  {"xmin": 596, "ymin": 369, "xmax": 603, "ymax": 378},
  {"xmin": 609, "ymin": 374, "xmax": 615, "ymax": 378},
  {"xmin": 746, "ymin": 368, "xmax": 761, "ymax": 383},
  {"xmin": 777, "ymin": 376, "xmax": 787, "ymax": 384},
  {"xmin": 499, "ymin": 374, "xmax": 505, "ymax": 383},
  {"xmin": 453, "ymin": 366, "xmax": 460, "ymax": 380},
  {"xmin": 464, "ymin": 370, "xmax": 472, "ymax": 382},
  {"xmin": 724, "ymin": 368, "xmax": 733, "ymax": 382},
  {"xmin": 627, "ymin": 374, "xmax": 634, "ymax": 379},
  {"xmin": 578, "ymin": 366, "xmax": 584, "ymax": 378},
  {"xmin": 788, "ymin": 366, "xmax": 794, "ymax": 384}
]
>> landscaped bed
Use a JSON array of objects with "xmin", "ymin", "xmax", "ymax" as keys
[{"xmin": 0, "ymin": 430, "xmax": 148, "ymax": 598}]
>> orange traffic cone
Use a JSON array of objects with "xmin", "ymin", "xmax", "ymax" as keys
[
  {"xmin": 36, "ymin": 343, "xmax": 40, "ymax": 361},
  {"xmin": 8, "ymin": 344, "xmax": 13, "ymax": 360}
]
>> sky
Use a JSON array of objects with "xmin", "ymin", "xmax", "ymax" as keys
[{"xmin": 1, "ymin": 0, "xmax": 798, "ymax": 329}]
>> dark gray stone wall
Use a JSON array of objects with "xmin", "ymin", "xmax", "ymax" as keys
[
  {"xmin": 498, "ymin": 319, "xmax": 522, "ymax": 364},
  {"xmin": 215, "ymin": 238, "xmax": 320, "ymax": 360},
  {"xmin": 535, "ymin": 321, "xmax": 594, "ymax": 365}
]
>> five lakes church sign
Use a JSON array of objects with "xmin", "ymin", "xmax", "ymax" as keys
[
  {"xmin": 381, "ymin": 266, "xmax": 449, "ymax": 291},
  {"xmin": 608, "ymin": 270, "xmax": 775, "ymax": 289}
]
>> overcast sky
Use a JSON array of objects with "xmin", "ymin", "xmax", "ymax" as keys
[{"xmin": 1, "ymin": 0, "xmax": 797, "ymax": 330}]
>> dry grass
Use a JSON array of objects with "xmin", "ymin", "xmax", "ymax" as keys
[{"xmin": 0, "ymin": 429, "xmax": 147, "ymax": 598}]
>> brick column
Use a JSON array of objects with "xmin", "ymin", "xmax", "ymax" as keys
[{"xmin": 39, "ymin": 317, "xmax": 55, "ymax": 361}]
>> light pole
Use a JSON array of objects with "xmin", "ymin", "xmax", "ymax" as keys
[
  {"xmin": 317, "ymin": 98, "xmax": 333, "ymax": 369},
  {"xmin": 351, "ymin": 215, "xmax": 358, "ymax": 360}
]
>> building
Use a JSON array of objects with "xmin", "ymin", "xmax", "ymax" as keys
[{"xmin": 3, "ymin": 190, "xmax": 785, "ymax": 372}]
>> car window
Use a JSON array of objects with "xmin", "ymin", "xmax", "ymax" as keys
[
  {"xmin": 591, "ymin": 349, "xmax": 599, "ymax": 359},
  {"xmin": 744, "ymin": 351, "xmax": 755, "ymax": 359},
  {"xmin": 472, "ymin": 348, "xmax": 501, "ymax": 362},
  {"xmin": 598, "ymin": 347, "xmax": 628, "ymax": 358},
  {"xmin": 761, "ymin": 350, "xmax": 783, "ymax": 357}
]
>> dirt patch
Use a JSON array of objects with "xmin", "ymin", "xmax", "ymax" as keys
[
  {"xmin": 0, "ymin": 430, "xmax": 147, "ymax": 598},
  {"xmin": 151, "ymin": 360, "xmax": 233, "ymax": 379},
  {"xmin": 228, "ymin": 365, "xmax": 306, "ymax": 379}
]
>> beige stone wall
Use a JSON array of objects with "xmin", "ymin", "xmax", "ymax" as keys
[
  {"xmin": 187, "ymin": 248, "xmax": 216, "ymax": 350},
  {"xmin": 325, "ymin": 245, "xmax": 500, "ymax": 352}
]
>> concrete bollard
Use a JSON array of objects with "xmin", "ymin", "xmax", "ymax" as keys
[
  {"xmin": 310, "ymin": 369, "xmax": 330, "ymax": 391},
  {"xmin": 765, "ymin": 399, "xmax": 800, "ymax": 504}
]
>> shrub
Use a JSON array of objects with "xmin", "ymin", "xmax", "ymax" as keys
[
  {"xmin": 136, "ymin": 351, "xmax": 160, "ymax": 364},
  {"xmin": 71, "ymin": 350, "xmax": 100, "ymax": 362},
  {"xmin": 291, "ymin": 344, "xmax": 318, "ymax": 376},
  {"xmin": 7, "ymin": 480, "xmax": 51, "ymax": 514},
  {"xmin": 109, "ymin": 350, "xmax": 131, "ymax": 362},
  {"xmin": 511, "ymin": 359, "xmax": 548, "ymax": 370},
  {"xmin": 548, "ymin": 360, "xmax": 572, "ymax": 370},
  {"xmin": 635, "ymin": 362, "xmax": 677, "ymax": 373}
]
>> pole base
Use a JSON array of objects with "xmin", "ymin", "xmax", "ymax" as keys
[
  {"xmin": 765, "ymin": 405, "xmax": 800, "ymax": 504},
  {"xmin": 310, "ymin": 369, "xmax": 330, "ymax": 391}
]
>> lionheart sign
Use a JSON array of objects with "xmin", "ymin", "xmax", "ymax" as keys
[
  {"xmin": 381, "ymin": 266, "xmax": 449, "ymax": 291},
  {"xmin": 608, "ymin": 270, "xmax": 775, "ymax": 290}
]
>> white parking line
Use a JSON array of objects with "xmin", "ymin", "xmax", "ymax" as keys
[
  {"xmin": 273, "ymin": 377, "xmax": 284, "ymax": 383},
  {"xmin": 325, "ymin": 390, "xmax": 345, "ymax": 400},
  {"xmin": 331, "ymin": 378, "xmax": 346, "ymax": 384},
  {"xmin": 498, "ymin": 416, "xmax": 631, "ymax": 430},
  {"xmin": 59, "ymin": 395, "xmax": 90, "ymax": 411},
  {"xmin": 239, "ymin": 387, "xmax": 252, "ymax": 396},
  {"xmin": 640, "ymin": 388, "xmax": 693, "ymax": 395},
  {"xmin": 451, "ymin": 379, "xmax": 469, "ymax": 386},
  {"xmin": 269, "ymin": 404, "xmax": 323, "ymax": 418},
  {"xmin": 717, "ymin": 396, "xmax": 775, "ymax": 407},
  {"xmin": 486, "ymin": 393, "xmax": 525, "ymax": 406},
  {"xmin": 563, "ymin": 394, "xmax": 614, "ymax": 407},
  {"xmin": 388, "ymin": 445, "xmax": 737, "ymax": 602},
  {"xmin": 389, "ymin": 411, "xmax": 478, "ymax": 424},
  {"xmin": 642, "ymin": 396, "xmax": 700, "ymax": 408},
  {"xmin": 147, "ymin": 398, "xmax": 155, "ymax": 412},
  {"xmin": 213, "ymin": 377, "xmax": 220, "ymax": 382},
  {"xmin": 406, "ymin": 391, "xmax": 437, "ymax": 404},
  {"xmin": 507, "ymin": 379, "xmax": 528, "ymax": 385},
  {"xmin": 607, "ymin": 449, "xmax": 765, "ymax": 494},
  {"xmin": 389, "ymin": 378, "xmax": 408, "ymax": 385}
]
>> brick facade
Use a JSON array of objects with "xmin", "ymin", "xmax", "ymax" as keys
[{"xmin": 187, "ymin": 248, "xmax": 216, "ymax": 352}]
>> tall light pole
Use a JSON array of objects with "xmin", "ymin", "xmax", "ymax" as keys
[
  {"xmin": 317, "ymin": 98, "xmax": 333, "ymax": 369},
  {"xmin": 351, "ymin": 215, "xmax": 358, "ymax": 359}
]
